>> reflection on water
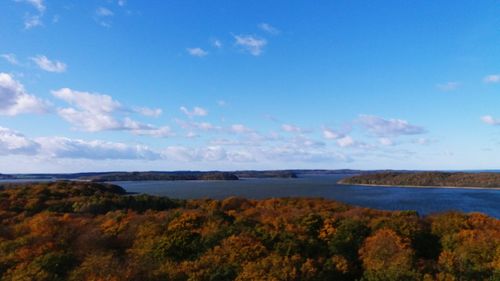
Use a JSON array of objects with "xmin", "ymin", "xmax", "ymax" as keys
[{"xmin": 112, "ymin": 174, "xmax": 500, "ymax": 218}]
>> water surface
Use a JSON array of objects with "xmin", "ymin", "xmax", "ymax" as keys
[{"xmin": 112, "ymin": 174, "xmax": 500, "ymax": 218}]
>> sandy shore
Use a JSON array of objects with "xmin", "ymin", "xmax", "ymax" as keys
[{"xmin": 337, "ymin": 181, "xmax": 500, "ymax": 191}]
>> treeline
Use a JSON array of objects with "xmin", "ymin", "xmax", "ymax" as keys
[
  {"xmin": 82, "ymin": 171, "xmax": 240, "ymax": 182},
  {"xmin": 2, "ymin": 170, "xmax": 303, "ymax": 181},
  {"xmin": 0, "ymin": 181, "xmax": 499, "ymax": 280},
  {"xmin": 340, "ymin": 171, "xmax": 500, "ymax": 188},
  {"xmin": 234, "ymin": 170, "xmax": 297, "ymax": 178}
]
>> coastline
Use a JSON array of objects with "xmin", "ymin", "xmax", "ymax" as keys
[{"xmin": 337, "ymin": 181, "xmax": 500, "ymax": 191}]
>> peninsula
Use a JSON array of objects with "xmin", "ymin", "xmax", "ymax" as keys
[{"xmin": 339, "ymin": 171, "xmax": 500, "ymax": 188}]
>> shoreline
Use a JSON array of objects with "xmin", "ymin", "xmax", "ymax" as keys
[{"xmin": 337, "ymin": 181, "xmax": 500, "ymax": 191}]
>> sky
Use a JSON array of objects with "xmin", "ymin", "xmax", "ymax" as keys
[{"xmin": 0, "ymin": 0, "xmax": 499, "ymax": 173}]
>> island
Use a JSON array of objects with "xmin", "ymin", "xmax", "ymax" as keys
[
  {"xmin": 0, "ymin": 173, "xmax": 14, "ymax": 180},
  {"xmin": 80, "ymin": 171, "xmax": 240, "ymax": 182},
  {"xmin": 339, "ymin": 171, "xmax": 500, "ymax": 188},
  {"xmin": 234, "ymin": 170, "xmax": 298, "ymax": 178},
  {"xmin": 0, "ymin": 181, "xmax": 498, "ymax": 280}
]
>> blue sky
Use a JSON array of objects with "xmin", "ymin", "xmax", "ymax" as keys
[{"xmin": 0, "ymin": 0, "xmax": 499, "ymax": 173}]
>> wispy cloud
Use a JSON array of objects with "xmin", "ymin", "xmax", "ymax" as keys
[
  {"xmin": 484, "ymin": 74, "xmax": 500, "ymax": 84},
  {"xmin": 230, "ymin": 124, "xmax": 253, "ymax": 134},
  {"xmin": 31, "ymin": 55, "xmax": 67, "ymax": 73},
  {"xmin": 1, "ymin": 54, "xmax": 19, "ymax": 65},
  {"xmin": 95, "ymin": 7, "xmax": 114, "ymax": 27},
  {"xmin": 37, "ymin": 136, "xmax": 161, "ymax": 160},
  {"xmin": 358, "ymin": 115, "xmax": 426, "ymax": 137},
  {"xmin": 258, "ymin": 23, "xmax": 280, "ymax": 35},
  {"xmin": 378, "ymin": 137, "xmax": 394, "ymax": 146},
  {"xmin": 0, "ymin": 72, "xmax": 50, "ymax": 116},
  {"xmin": 481, "ymin": 115, "xmax": 500, "ymax": 125},
  {"xmin": 16, "ymin": 0, "xmax": 45, "ymax": 12},
  {"xmin": 187, "ymin": 48, "xmax": 208, "ymax": 57},
  {"xmin": 436, "ymin": 81, "xmax": 460, "ymax": 91},
  {"xmin": 180, "ymin": 106, "xmax": 208, "ymax": 117},
  {"xmin": 336, "ymin": 135, "xmax": 355, "ymax": 147},
  {"xmin": 96, "ymin": 7, "xmax": 114, "ymax": 16},
  {"xmin": 322, "ymin": 128, "xmax": 344, "ymax": 140},
  {"xmin": 134, "ymin": 107, "xmax": 162, "ymax": 117},
  {"xmin": 16, "ymin": 0, "xmax": 45, "ymax": 29},
  {"xmin": 176, "ymin": 119, "xmax": 221, "ymax": 132},
  {"xmin": 234, "ymin": 35, "xmax": 267, "ymax": 56},
  {"xmin": 281, "ymin": 124, "xmax": 306, "ymax": 134},
  {"xmin": 212, "ymin": 39, "xmax": 223, "ymax": 48},
  {"xmin": 24, "ymin": 14, "xmax": 43, "ymax": 29}
]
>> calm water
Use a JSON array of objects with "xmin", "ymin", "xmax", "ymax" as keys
[
  {"xmin": 2, "ymin": 175, "xmax": 499, "ymax": 218},
  {"xmin": 112, "ymin": 174, "xmax": 500, "ymax": 218}
]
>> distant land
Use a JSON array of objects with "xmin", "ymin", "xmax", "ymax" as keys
[
  {"xmin": 0, "ymin": 169, "xmax": 368, "ymax": 182},
  {"xmin": 340, "ymin": 171, "xmax": 500, "ymax": 188}
]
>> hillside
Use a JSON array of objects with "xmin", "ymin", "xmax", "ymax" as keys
[
  {"xmin": 0, "ymin": 181, "xmax": 498, "ymax": 280},
  {"xmin": 339, "ymin": 171, "xmax": 500, "ymax": 188}
]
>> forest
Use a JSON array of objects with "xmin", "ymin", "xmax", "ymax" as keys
[
  {"xmin": 0, "ymin": 181, "xmax": 498, "ymax": 281},
  {"xmin": 340, "ymin": 171, "xmax": 500, "ymax": 188}
]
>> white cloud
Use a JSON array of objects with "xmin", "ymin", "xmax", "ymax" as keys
[
  {"xmin": 180, "ymin": 106, "xmax": 208, "ymax": 117},
  {"xmin": 95, "ymin": 7, "xmax": 114, "ymax": 27},
  {"xmin": 161, "ymin": 146, "xmax": 228, "ymax": 162},
  {"xmin": 413, "ymin": 137, "xmax": 432, "ymax": 145},
  {"xmin": 187, "ymin": 48, "xmax": 208, "ymax": 57},
  {"xmin": 52, "ymin": 88, "xmax": 171, "ymax": 137},
  {"xmin": 0, "ymin": 72, "xmax": 49, "ymax": 116},
  {"xmin": 0, "ymin": 125, "xmax": 167, "ymax": 160},
  {"xmin": 24, "ymin": 14, "xmax": 43, "ymax": 29},
  {"xmin": 96, "ymin": 7, "xmax": 114, "ymax": 16},
  {"xmin": 481, "ymin": 115, "xmax": 500, "ymax": 125},
  {"xmin": 16, "ymin": 0, "xmax": 45, "ymax": 12},
  {"xmin": 37, "ymin": 137, "xmax": 160, "ymax": 160},
  {"xmin": 322, "ymin": 128, "xmax": 344, "ymax": 140},
  {"xmin": 176, "ymin": 119, "xmax": 221, "ymax": 132},
  {"xmin": 53, "ymin": 88, "xmax": 121, "ymax": 114},
  {"xmin": 378, "ymin": 137, "xmax": 394, "ymax": 146},
  {"xmin": 56, "ymin": 107, "xmax": 120, "ymax": 131},
  {"xmin": 258, "ymin": 23, "xmax": 280, "ymax": 34},
  {"xmin": 0, "ymin": 126, "xmax": 39, "ymax": 155},
  {"xmin": 437, "ymin": 81, "xmax": 460, "ymax": 91},
  {"xmin": 259, "ymin": 145, "xmax": 351, "ymax": 163},
  {"xmin": 358, "ymin": 115, "xmax": 426, "ymax": 136},
  {"xmin": 132, "ymin": 126, "xmax": 173, "ymax": 137},
  {"xmin": 234, "ymin": 35, "xmax": 267, "ymax": 56},
  {"xmin": 281, "ymin": 124, "xmax": 305, "ymax": 133},
  {"xmin": 15, "ymin": 0, "xmax": 45, "ymax": 29},
  {"xmin": 217, "ymin": 100, "xmax": 227, "ymax": 107},
  {"xmin": 200, "ymin": 146, "xmax": 227, "ymax": 161},
  {"xmin": 117, "ymin": 0, "xmax": 126, "ymax": 7},
  {"xmin": 231, "ymin": 124, "xmax": 252, "ymax": 134},
  {"xmin": 484, "ymin": 74, "xmax": 500, "ymax": 84},
  {"xmin": 337, "ymin": 135, "xmax": 355, "ymax": 147},
  {"xmin": 31, "ymin": 55, "xmax": 67, "ymax": 73},
  {"xmin": 1, "ymin": 54, "xmax": 19, "ymax": 65},
  {"xmin": 134, "ymin": 107, "xmax": 162, "ymax": 117},
  {"xmin": 212, "ymin": 39, "xmax": 223, "ymax": 48}
]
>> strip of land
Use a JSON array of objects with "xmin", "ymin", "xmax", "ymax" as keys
[
  {"xmin": 0, "ymin": 169, "xmax": 366, "ymax": 182},
  {"xmin": 339, "ymin": 172, "xmax": 500, "ymax": 189}
]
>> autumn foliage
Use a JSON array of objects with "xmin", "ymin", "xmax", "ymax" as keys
[{"xmin": 0, "ymin": 181, "xmax": 499, "ymax": 280}]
